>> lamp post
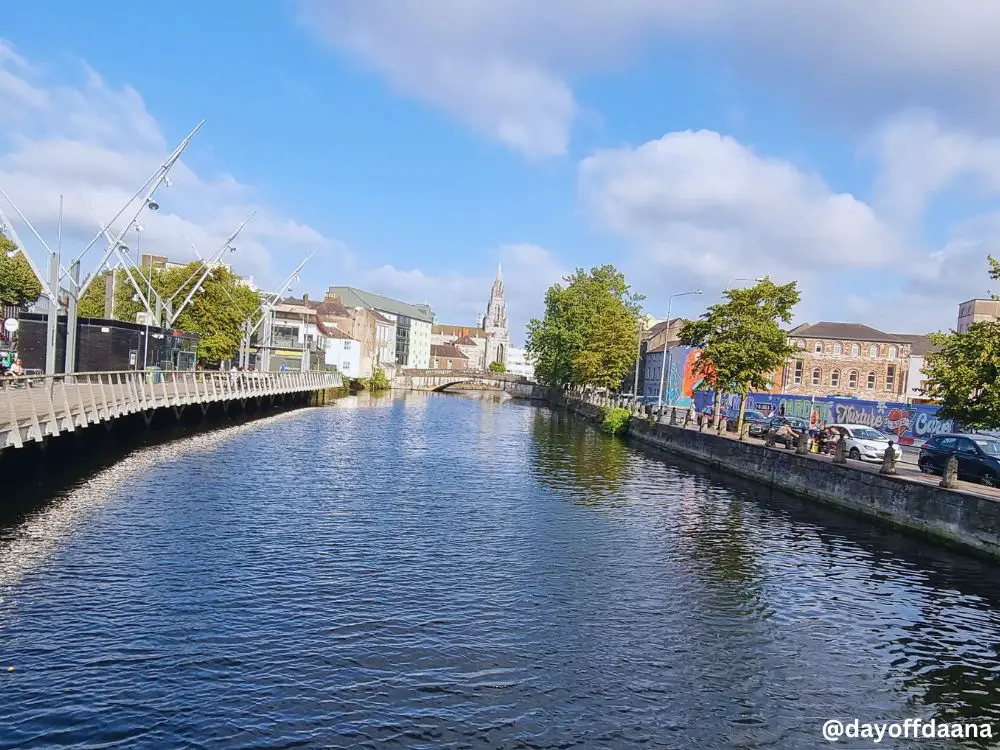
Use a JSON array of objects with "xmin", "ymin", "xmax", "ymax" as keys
[{"xmin": 657, "ymin": 290, "xmax": 703, "ymax": 407}]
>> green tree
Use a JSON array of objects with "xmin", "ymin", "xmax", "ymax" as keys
[
  {"xmin": 680, "ymin": 278, "xmax": 800, "ymax": 436},
  {"xmin": 921, "ymin": 255, "xmax": 1000, "ymax": 430},
  {"xmin": 921, "ymin": 322, "xmax": 1000, "ymax": 429},
  {"xmin": 368, "ymin": 367, "xmax": 391, "ymax": 391},
  {"xmin": 488, "ymin": 360, "xmax": 506, "ymax": 373},
  {"xmin": 0, "ymin": 233, "xmax": 42, "ymax": 307},
  {"xmin": 164, "ymin": 263, "xmax": 260, "ymax": 363},
  {"xmin": 526, "ymin": 265, "xmax": 642, "ymax": 390},
  {"xmin": 78, "ymin": 267, "xmax": 150, "ymax": 321},
  {"xmin": 79, "ymin": 260, "xmax": 260, "ymax": 363}
]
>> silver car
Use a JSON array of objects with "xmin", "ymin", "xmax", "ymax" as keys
[{"xmin": 830, "ymin": 423, "xmax": 903, "ymax": 462}]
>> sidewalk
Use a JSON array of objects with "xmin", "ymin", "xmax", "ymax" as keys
[{"xmin": 673, "ymin": 419, "xmax": 1000, "ymax": 504}]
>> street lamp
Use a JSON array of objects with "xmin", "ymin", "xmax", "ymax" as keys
[
  {"xmin": 657, "ymin": 290, "xmax": 703, "ymax": 407},
  {"xmin": 725, "ymin": 276, "xmax": 764, "ymax": 291}
]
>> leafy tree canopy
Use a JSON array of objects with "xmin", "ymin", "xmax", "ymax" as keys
[
  {"xmin": 488, "ymin": 360, "xmax": 506, "ymax": 373},
  {"xmin": 526, "ymin": 264, "xmax": 642, "ymax": 390},
  {"xmin": 680, "ymin": 278, "xmax": 800, "ymax": 433},
  {"xmin": 922, "ymin": 322, "xmax": 1000, "ymax": 429},
  {"xmin": 0, "ymin": 233, "xmax": 42, "ymax": 307},
  {"xmin": 921, "ymin": 255, "xmax": 1000, "ymax": 430}
]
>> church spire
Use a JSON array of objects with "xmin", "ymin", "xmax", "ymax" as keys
[{"xmin": 496, "ymin": 260, "xmax": 502, "ymax": 282}]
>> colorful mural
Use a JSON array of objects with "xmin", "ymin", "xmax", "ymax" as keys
[
  {"xmin": 665, "ymin": 346, "xmax": 705, "ymax": 408},
  {"xmin": 693, "ymin": 390, "xmax": 954, "ymax": 446}
]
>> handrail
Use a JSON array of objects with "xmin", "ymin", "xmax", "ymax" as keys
[{"xmin": 0, "ymin": 369, "xmax": 343, "ymax": 450}]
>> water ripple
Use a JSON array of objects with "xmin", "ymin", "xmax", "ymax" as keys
[{"xmin": 2, "ymin": 393, "xmax": 1000, "ymax": 748}]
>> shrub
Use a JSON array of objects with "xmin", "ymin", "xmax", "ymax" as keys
[
  {"xmin": 601, "ymin": 407, "xmax": 631, "ymax": 436},
  {"xmin": 367, "ymin": 367, "xmax": 391, "ymax": 392},
  {"xmin": 488, "ymin": 361, "xmax": 506, "ymax": 373}
]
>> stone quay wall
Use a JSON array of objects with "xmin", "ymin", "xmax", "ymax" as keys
[{"xmin": 550, "ymin": 391, "xmax": 1000, "ymax": 559}]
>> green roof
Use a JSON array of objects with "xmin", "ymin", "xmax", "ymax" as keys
[{"xmin": 326, "ymin": 286, "xmax": 434, "ymax": 322}]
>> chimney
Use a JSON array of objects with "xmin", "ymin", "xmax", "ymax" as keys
[{"xmin": 302, "ymin": 293, "xmax": 309, "ymax": 303}]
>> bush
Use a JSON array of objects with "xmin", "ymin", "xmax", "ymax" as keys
[
  {"xmin": 601, "ymin": 407, "xmax": 632, "ymax": 436},
  {"xmin": 488, "ymin": 361, "xmax": 506, "ymax": 373},
  {"xmin": 367, "ymin": 367, "xmax": 391, "ymax": 392}
]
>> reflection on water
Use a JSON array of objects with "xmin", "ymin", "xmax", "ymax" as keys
[{"xmin": 2, "ymin": 394, "xmax": 1000, "ymax": 748}]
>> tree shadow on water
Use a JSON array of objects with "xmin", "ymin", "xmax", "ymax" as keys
[{"xmin": 528, "ymin": 408, "xmax": 631, "ymax": 507}]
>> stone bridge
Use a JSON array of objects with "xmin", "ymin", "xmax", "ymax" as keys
[{"xmin": 392, "ymin": 369, "xmax": 545, "ymax": 399}]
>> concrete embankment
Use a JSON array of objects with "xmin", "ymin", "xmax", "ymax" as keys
[{"xmin": 554, "ymin": 394, "xmax": 1000, "ymax": 559}]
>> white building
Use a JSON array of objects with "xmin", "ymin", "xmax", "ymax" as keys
[
  {"xmin": 326, "ymin": 286, "xmax": 433, "ymax": 370},
  {"xmin": 506, "ymin": 346, "xmax": 535, "ymax": 379},
  {"xmin": 323, "ymin": 327, "xmax": 361, "ymax": 377}
]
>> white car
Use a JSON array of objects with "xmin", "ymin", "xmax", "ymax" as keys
[{"xmin": 829, "ymin": 423, "xmax": 903, "ymax": 463}]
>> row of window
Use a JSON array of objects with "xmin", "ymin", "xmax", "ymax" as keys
[
  {"xmin": 792, "ymin": 361, "xmax": 897, "ymax": 390},
  {"xmin": 795, "ymin": 340, "xmax": 901, "ymax": 358}
]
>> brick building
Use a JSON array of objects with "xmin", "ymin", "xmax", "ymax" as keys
[
  {"xmin": 430, "ymin": 343, "xmax": 470, "ymax": 370},
  {"xmin": 778, "ymin": 322, "xmax": 931, "ymax": 401}
]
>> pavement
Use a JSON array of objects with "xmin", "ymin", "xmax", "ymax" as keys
[{"xmin": 672, "ymin": 420, "xmax": 1000, "ymax": 504}]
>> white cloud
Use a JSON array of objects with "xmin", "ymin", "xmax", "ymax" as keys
[
  {"xmin": 0, "ymin": 42, "xmax": 343, "ymax": 295},
  {"xmin": 299, "ymin": 1, "xmax": 1000, "ymax": 155},
  {"xmin": 353, "ymin": 243, "xmax": 566, "ymax": 344},
  {"xmin": 580, "ymin": 129, "xmax": 897, "ymax": 287},
  {"xmin": 868, "ymin": 110, "xmax": 1000, "ymax": 225}
]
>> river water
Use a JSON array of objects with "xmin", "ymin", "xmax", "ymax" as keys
[{"xmin": 2, "ymin": 392, "xmax": 1000, "ymax": 748}]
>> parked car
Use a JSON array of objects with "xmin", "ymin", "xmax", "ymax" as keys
[
  {"xmin": 827, "ymin": 424, "xmax": 902, "ymax": 462},
  {"xmin": 918, "ymin": 433, "xmax": 1000, "ymax": 487},
  {"xmin": 762, "ymin": 416, "xmax": 810, "ymax": 448}
]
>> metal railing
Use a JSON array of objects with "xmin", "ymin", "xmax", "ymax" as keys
[{"xmin": 0, "ymin": 369, "xmax": 343, "ymax": 450}]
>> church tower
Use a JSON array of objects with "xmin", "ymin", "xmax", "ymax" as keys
[{"xmin": 482, "ymin": 261, "xmax": 509, "ymax": 368}]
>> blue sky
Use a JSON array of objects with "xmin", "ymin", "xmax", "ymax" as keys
[{"xmin": 2, "ymin": 1, "xmax": 1000, "ymax": 343}]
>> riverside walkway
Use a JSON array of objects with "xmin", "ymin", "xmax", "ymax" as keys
[{"xmin": 0, "ymin": 369, "xmax": 343, "ymax": 450}]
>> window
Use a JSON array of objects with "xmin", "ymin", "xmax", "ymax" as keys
[
  {"xmin": 867, "ymin": 371, "xmax": 876, "ymax": 390},
  {"xmin": 830, "ymin": 370, "xmax": 840, "ymax": 387},
  {"xmin": 796, "ymin": 339, "xmax": 805, "ymax": 350},
  {"xmin": 446, "ymin": 360, "xmax": 452, "ymax": 369},
  {"xmin": 888, "ymin": 345, "xmax": 898, "ymax": 359},
  {"xmin": 936, "ymin": 436, "xmax": 957, "ymax": 451},
  {"xmin": 793, "ymin": 360, "xmax": 803, "ymax": 385},
  {"xmin": 886, "ymin": 365, "xmax": 895, "ymax": 389},
  {"xmin": 848, "ymin": 370, "xmax": 858, "ymax": 388},
  {"xmin": 869, "ymin": 344, "xmax": 879, "ymax": 357},
  {"xmin": 814, "ymin": 342, "xmax": 823, "ymax": 353},
  {"xmin": 833, "ymin": 343, "xmax": 842, "ymax": 355},
  {"xmin": 956, "ymin": 438, "xmax": 977, "ymax": 454},
  {"xmin": 851, "ymin": 344, "xmax": 860, "ymax": 356},
  {"xmin": 343, "ymin": 340, "xmax": 351, "ymax": 350},
  {"xmin": 812, "ymin": 368, "xmax": 821, "ymax": 386}
]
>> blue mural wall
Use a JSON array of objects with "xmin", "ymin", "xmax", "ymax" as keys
[{"xmin": 693, "ymin": 390, "xmax": 954, "ymax": 446}]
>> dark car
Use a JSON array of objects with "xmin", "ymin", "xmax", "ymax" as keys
[
  {"xmin": 918, "ymin": 433, "xmax": 1000, "ymax": 487},
  {"xmin": 762, "ymin": 416, "xmax": 810, "ymax": 448}
]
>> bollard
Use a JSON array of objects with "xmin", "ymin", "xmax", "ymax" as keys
[
  {"xmin": 833, "ymin": 435, "xmax": 847, "ymax": 464},
  {"xmin": 940, "ymin": 455, "xmax": 959, "ymax": 488},
  {"xmin": 683, "ymin": 409, "xmax": 692, "ymax": 429},
  {"xmin": 795, "ymin": 433, "xmax": 810, "ymax": 454},
  {"xmin": 879, "ymin": 442, "xmax": 898, "ymax": 475},
  {"xmin": 717, "ymin": 415, "xmax": 726, "ymax": 435}
]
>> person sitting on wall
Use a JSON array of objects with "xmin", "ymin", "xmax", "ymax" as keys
[
  {"xmin": 8, "ymin": 358, "xmax": 25, "ymax": 386},
  {"xmin": 773, "ymin": 420, "xmax": 797, "ymax": 448}
]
